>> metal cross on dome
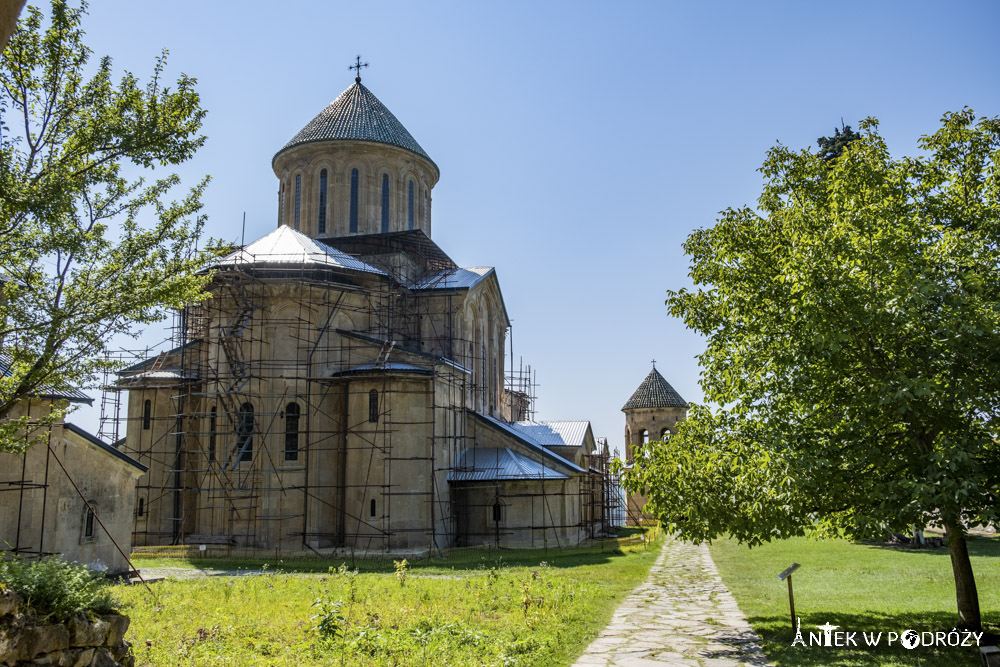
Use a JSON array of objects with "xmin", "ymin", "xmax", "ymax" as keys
[
  {"xmin": 651, "ymin": 358, "xmax": 657, "ymax": 369},
  {"xmin": 349, "ymin": 55, "xmax": 369, "ymax": 81}
]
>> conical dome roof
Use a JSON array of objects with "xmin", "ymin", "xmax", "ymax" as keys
[
  {"xmin": 622, "ymin": 367, "xmax": 687, "ymax": 411},
  {"xmin": 274, "ymin": 81, "xmax": 434, "ymax": 166}
]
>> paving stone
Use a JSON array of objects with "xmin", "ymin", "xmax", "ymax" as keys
[{"xmin": 573, "ymin": 537, "xmax": 772, "ymax": 666}]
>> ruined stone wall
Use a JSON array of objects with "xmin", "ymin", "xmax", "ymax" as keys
[{"xmin": 0, "ymin": 590, "xmax": 133, "ymax": 666}]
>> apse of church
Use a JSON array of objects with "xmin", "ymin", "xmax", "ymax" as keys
[{"xmin": 115, "ymin": 67, "xmax": 609, "ymax": 554}]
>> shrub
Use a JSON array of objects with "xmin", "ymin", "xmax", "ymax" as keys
[{"xmin": 0, "ymin": 554, "xmax": 116, "ymax": 620}]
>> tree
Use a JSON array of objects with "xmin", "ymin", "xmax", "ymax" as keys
[
  {"xmin": 816, "ymin": 120, "xmax": 861, "ymax": 161},
  {"xmin": 620, "ymin": 110, "xmax": 1000, "ymax": 630},
  {"xmin": 0, "ymin": 0, "xmax": 214, "ymax": 450}
]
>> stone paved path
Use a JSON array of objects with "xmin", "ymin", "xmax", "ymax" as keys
[{"xmin": 574, "ymin": 536, "xmax": 772, "ymax": 666}]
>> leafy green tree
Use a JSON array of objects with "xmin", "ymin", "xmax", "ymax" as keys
[
  {"xmin": 816, "ymin": 120, "xmax": 861, "ymax": 161},
  {"xmin": 620, "ymin": 110, "xmax": 1000, "ymax": 630},
  {"xmin": 0, "ymin": 0, "xmax": 213, "ymax": 450}
]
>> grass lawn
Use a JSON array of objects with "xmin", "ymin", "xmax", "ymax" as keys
[
  {"xmin": 111, "ymin": 532, "xmax": 661, "ymax": 666},
  {"xmin": 709, "ymin": 535, "xmax": 1000, "ymax": 666}
]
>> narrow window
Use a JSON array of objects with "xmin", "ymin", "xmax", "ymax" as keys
[
  {"xmin": 492, "ymin": 501, "xmax": 502, "ymax": 523},
  {"xmin": 142, "ymin": 399, "xmax": 151, "ymax": 430},
  {"xmin": 407, "ymin": 180, "xmax": 414, "ymax": 229},
  {"xmin": 368, "ymin": 389, "xmax": 378, "ymax": 423},
  {"xmin": 350, "ymin": 168, "xmax": 359, "ymax": 233},
  {"xmin": 284, "ymin": 402, "xmax": 300, "ymax": 461},
  {"xmin": 370, "ymin": 498, "xmax": 376, "ymax": 518},
  {"xmin": 236, "ymin": 402, "xmax": 254, "ymax": 462},
  {"xmin": 640, "ymin": 429, "xmax": 649, "ymax": 445},
  {"xmin": 209, "ymin": 406, "xmax": 217, "ymax": 462},
  {"xmin": 318, "ymin": 169, "xmax": 328, "ymax": 234},
  {"xmin": 423, "ymin": 191, "xmax": 429, "ymax": 230},
  {"xmin": 279, "ymin": 183, "xmax": 285, "ymax": 224},
  {"xmin": 138, "ymin": 498, "xmax": 145, "ymax": 517},
  {"xmin": 294, "ymin": 174, "xmax": 301, "ymax": 229},
  {"xmin": 660, "ymin": 428, "xmax": 670, "ymax": 439},
  {"xmin": 381, "ymin": 173, "xmax": 390, "ymax": 233},
  {"xmin": 84, "ymin": 507, "xmax": 95, "ymax": 538}
]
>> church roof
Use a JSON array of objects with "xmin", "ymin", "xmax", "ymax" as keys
[
  {"xmin": 448, "ymin": 447, "xmax": 569, "ymax": 482},
  {"xmin": 0, "ymin": 353, "xmax": 92, "ymax": 405},
  {"xmin": 275, "ymin": 81, "xmax": 435, "ymax": 166},
  {"xmin": 510, "ymin": 420, "xmax": 592, "ymax": 450},
  {"xmin": 409, "ymin": 267, "xmax": 493, "ymax": 290},
  {"xmin": 622, "ymin": 367, "xmax": 687, "ymax": 411},
  {"xmin": 216, "ymin": 226, "xmax": 386, "ymax": 275}
]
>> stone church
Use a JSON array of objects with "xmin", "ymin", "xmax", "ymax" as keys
[{"xmin": 116, "ymin": 73, "xmax": 611, "ymax": 554}]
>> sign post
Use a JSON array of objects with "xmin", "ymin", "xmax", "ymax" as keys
[{"xmin": 777, "ymin": 563, "xmax": 801, "ymax": 630}]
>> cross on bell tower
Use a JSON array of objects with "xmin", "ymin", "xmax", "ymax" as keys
[{"xmin": 349, "ymin": 55, "xmax": 369, "ymax": 83}]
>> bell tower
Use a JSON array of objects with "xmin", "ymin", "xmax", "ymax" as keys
[{"xmin": 621, "ymin": 362, "xmax": 688, "ymax": 525}]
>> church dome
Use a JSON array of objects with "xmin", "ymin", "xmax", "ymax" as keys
[
  {"xmin": 622, "ymin": 367, "xmax": 687, "ymax": 411},
  {"xmin": 271, "ymin": 73, "xmax": 439, "ymax": 240},
  {"xmin": 273, "ymin": 81, "xmax": 435, "ymax": 167}
]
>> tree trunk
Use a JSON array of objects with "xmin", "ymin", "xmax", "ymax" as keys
[{"xmin": 943, "ymin": 521, "xmax": 981, "ymax": 630}]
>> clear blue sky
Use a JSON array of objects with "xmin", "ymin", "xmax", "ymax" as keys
[{"xmin": 69, "ymin": 0, "xmax": 1000, "ymax": 449}]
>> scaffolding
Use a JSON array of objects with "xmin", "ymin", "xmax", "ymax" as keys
[{"xmin": 99, "ymin": 232, "xmax": 618, "ymax": 558}]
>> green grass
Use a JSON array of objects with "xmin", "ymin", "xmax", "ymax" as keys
[
  {"xmin": 709, "ymin": 535, "xmax": 1000, "ymax": 666},
  {"xmin": 112, "ymin": 533, "xmax": 662, "ymax": 666}
]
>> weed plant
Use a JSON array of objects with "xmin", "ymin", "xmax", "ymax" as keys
[{"xmin": 0, "ymin": 554, "xmax": 116, "ymax": 620}]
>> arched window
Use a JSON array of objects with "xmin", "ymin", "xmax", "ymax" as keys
[
  {"xmin": 294, "ymin": 173, "xmax": 301, "ymax": 229},
  {"xmin": 492, "ymin": 500, "xmax": 503, "ymax": 523},
  {"xmin": 137, "ymin": 498, "xmax": 144, "ymax": 517},
  {"xmin": 84, "ymin": 505, "xmax": 95, "ymax": 538},
  {"xmin": 142, "ymin": 399, "xmax": 151, "ymax": 430},
  {"xmin": 236, "ymin": 402, "xmax": 254, "ymax": 463},
  {"xmin": 349, "ymin": 168, "xmax": 359, "ymax": 233},
  {"xmin": 640, "ymin": 429, "xmax": 649, "ymax": 445},
  {"xmin": 423, "ymin": 191, "xmax": 429, "ymax": 230},
  {"xmin": 370, "ymin": 498, "xmax": 377, "ymax": 518},
  {"xmin": 407, "ymin": 180, "xmax": 414, "ymax": 229},
  {"xmin": 368, "ymin": 389, "xmax": 378, "ymax": 423},
  {"xmin": 381, "ymin": 174, "xmax": 390, "ymax": 233},
  {"xmin": 660, "ymin": 428, "xmax": 670, "ymax": 439},
  {"xmin": 318, "ymin": 169, "xmax": 328, "ymax": 235},
  {"xmin": 285, "ymin": 402, "xmax": 300, "ymax": 462},
  {"xmin": 209, "ymin": 405, "xmax": 217, "ymax": 462}
]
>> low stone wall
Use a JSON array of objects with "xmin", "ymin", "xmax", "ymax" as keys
[{"xmin": 0, "ymin": 590, "xmax": 134, "ymax": 666}]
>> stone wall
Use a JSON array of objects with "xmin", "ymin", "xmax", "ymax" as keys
[{"xmin": 0, "ymin": 590, "xmax": 134, "ymax": 666}]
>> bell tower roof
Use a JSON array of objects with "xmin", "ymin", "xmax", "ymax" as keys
[
  {"xmin": 622, "ymin": 366, "xmax": 687, "ymax": 411},
  {"xmin": 273, "ymin": 80, "xmax": 435, "ymax": 167}
]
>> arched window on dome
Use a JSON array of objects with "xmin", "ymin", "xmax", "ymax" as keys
[
  {"xmin": 423, "ymin": 191, "xmax": 429, "ymax": 231},
  {"xmin": 278, "ymin": 183, "xmax": 285, "ymax": 225},
  {"xmin": 318, "ymin": 169, "xmax": 328, "ymax": 235},
  {"xmin": 350, "ymin": 168, "xmax": 359, "ymax": 233},
  {"xmin": 381, "ymin": 174, "xmax": 390, "ymax": 233},
  {"xmin": 294, "ymin": 174, "xmax": 301, "ymax": 230},
  {"xmin": 407, "ymin": 180, "xmax": 414, "ymax": 230}
]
